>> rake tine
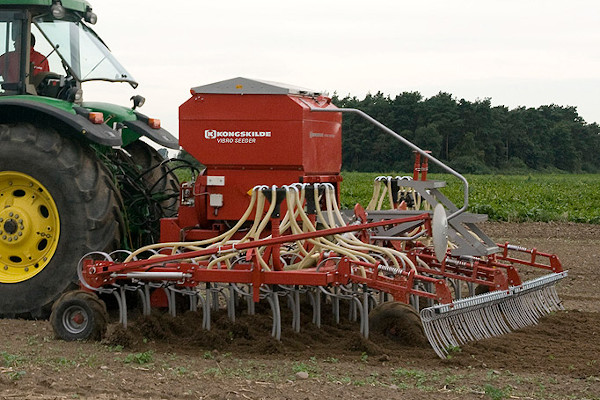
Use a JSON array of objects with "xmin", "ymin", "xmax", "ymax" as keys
[
  {"xmin": 520, "ymin": 293, "xmax": 544, "ymax": 324},
  {"xmin": 421, "ymin": 272, "xmax": 568, "ymax": 359},
  {"xmin": 427, "ymin": 324, "xmax": 449, "ymax": 358},
  {"xmin": 500, "ymin": 297, "xmax": 527, "ymax": 330},
  {"xmin": 524, "ymin": 291, "xmax": 545, "ymax": 320},
  {"xmin": 465, "ymin": 309, "xmax": 486, "ymax": 341},
  {"xmin": 509, "ymin": 295, "xmax": 533, "ymax": 327},
  {"xmin": 439, "ymin": 315, "xmax": 461, "ymax": 348},
  {"xmin": 528, "ymin": 290, "xmax": 549, "ymax": 316},
  {"xmin": 537, "ymin": 288, "xmax": 555, "ymax": 313},
  {"xmin": 547, "ymin": 286, "xmax": 564, "ymax": 311},
  {"xmin": 449, "ymin": 314, "xmax": 468, "ymax": 343},
  {"xmin": 487, "ymin": 304, "xmax": 511, "ymax": 335},
  {"xmin": 477, "ymin": 308, "xmax": 496, "ymax": 338},
  {"xmin": 454, "ymin": 313, "xmax": 473, "ymax": 342},
  {"xmin": 421, "ymin": 314, "xmax": 449, "ymax": 358}
]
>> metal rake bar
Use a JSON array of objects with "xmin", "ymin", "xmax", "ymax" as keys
[{"xmin": 420, "ymin": 271, "xmax": 568, "ymax": 358}]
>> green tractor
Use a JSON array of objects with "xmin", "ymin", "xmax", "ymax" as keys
[{"xmin": 0, "ymin": 1, "xmax": 180, "ymax": 318}]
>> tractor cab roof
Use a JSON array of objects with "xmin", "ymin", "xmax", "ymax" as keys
[{"xmin": 0, "ymin": 1, "xmax": 91, "ymax": 13}]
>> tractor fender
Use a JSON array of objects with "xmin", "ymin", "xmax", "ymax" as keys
[
  {"xmin": 124, "ymin": 111, "xmax": 179, "ymax": 149},
  {"xmin": 0, "ymin": 98, "xmax": 122, "ymax": 146}
]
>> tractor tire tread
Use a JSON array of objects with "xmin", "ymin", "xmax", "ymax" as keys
[{"xmin": 0, "ymin": 123, "xmax": 122, "ymax": 318}]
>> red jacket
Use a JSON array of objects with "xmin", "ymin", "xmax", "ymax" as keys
[{"xmin": 0, "ymin": 48, "xmax": 50, "ymax": 83}]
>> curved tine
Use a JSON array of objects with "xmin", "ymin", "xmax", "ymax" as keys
[
  {"xmin": 231, "ymin": 283, "xmax": 252, "ymax": 298},
  {"xmin": 370, "ymin": 253, "xmax": 390, "ymax": 269},
  {"xmin": 109, "ymin": 249, "xmax": 135, "ymax": 262},
  {"xmin": 422, "ymin": 320, "xmax": 447, "ymax": 359},
  {"xmin": 77, "ymin": 251, "xmax": 114, "ymax": 293},
  {"xmin": 481, "ymin": 303, "xmax": 509, "ymax": 337},
  {"xmin": 164, "ymin": 287, "xmax": 176, "ymax": 317},
  {"xmin": 315, "ymin": 256, "xmax": 342, "ymax": 272},
  {"xmin": 188, "ymin": 290, "xmax": 198, "ymax": 312},
  {"xmin": 362, "ymin": 291, "xmax": 370, "ymax": 338},
  {"xmin": 288, "ymin": 288, "xmax": 301, "ymax": 332},
  {"xmin": 314, "ymin": 288, "xmax": 322, "ymax": 328},
  {"xmin": 547, "ymin": 285, "xmax": 564, "ymax": 311},
  {"xmin": 194, "ymin": 291, "xmax": 210, "ymax": 330},
  {"xmin": 137, "ymin": 287, "xmax": 151, "ymax": 316},
  {"xmin": 143, "ymin": 285, "xmax": 152, "ymax": 316},
  {"xmin": 348, "ymin": 284, "xmax": 359, "ymax": 321},
  {"xmin": 332, "ymin": 287, "xmax": 340, "ymax": 324},
  {"xmin": 259, "ymin": 284, "xmax": 274, "ymax": 295},
  {"xmin": 169, "ymin": 286, "xmax": 200, "ymax": 313},
  {"xmin": 307, "ymin": 289, "xmax": 318, "ymax": 326},
  {"xmin": 227, "ymin": 285, "xmax": 236, "ymax": 323},
  {"xmin": 139, "ymin": 248, "xmax": 161, "ymax": 258},
  {"xmin": 367, "ymin": 292, "xmax": 378, "ymax": 312},
  {"xmin": 349, "ymin": 296, "xmax": 366, "ymax": 336},
  {"xmin": 112, "ymin": 290, "xmax": 124, "ymax": 325},
  {"xmin": 533, "ymin": 288, "xmax": 553, "ymax": 315},
  {"xmin": 265, "ymin": 292, "xmax": 282, "ymax": 340},
  {"xmin": 119, "ymin": 287, "xmax": 128, "ymax": 329}
]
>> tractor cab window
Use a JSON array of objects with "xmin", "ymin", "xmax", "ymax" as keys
[
  {"xmin": 34, "ymin": 15, "xmax": 137, "ymax": 88},
  {"xmin": 0, "ymin": 12, "xmax": 23, "ymax": 92}
]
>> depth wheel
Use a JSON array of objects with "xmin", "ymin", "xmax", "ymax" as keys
[
  {"xmin": 0, "ymin": 123, "xmax": 122, "ymax": 317},
  {"xmin": 50, "ymin": 290, "xmax": 108, "ymax": 341},
  {"xmin": 369, "ymin": 301, "xmax": 428, "ymax": 347}
]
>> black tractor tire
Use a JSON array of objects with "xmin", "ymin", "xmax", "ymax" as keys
[
  {"xmin": 50, "ymin": 290, "xmax": 109, "ymax": 341},
  {"xmin": 369, "ymin": 301, "xmax": 429, "ymax": 347},
  {"xmin": 116, "ymin": 140, "xmax": 179, "ymax": 247},
  {"xmin": 125, "ymin": 140, "xmax": 179, "ymax": 218},
  {"xmin": 0, "ymin": 123, "xmax": 122, "ymax": 318}
]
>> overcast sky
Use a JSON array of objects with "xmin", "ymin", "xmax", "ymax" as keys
[{"xmin": 84, "ymin": 0, "xmax": 600, "ymax": 137}]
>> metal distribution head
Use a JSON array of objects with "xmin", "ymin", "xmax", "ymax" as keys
[{"xmin": 191, "ymin": 77, "xmax": 324, "ymax": 97}]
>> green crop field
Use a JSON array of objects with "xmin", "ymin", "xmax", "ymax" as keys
[{"xmin": 340, "ymin": 172, "xmax": 600, "ymax": 224}]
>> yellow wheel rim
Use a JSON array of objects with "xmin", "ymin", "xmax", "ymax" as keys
[{"xmin": 0, "ymin": 171, "xmax": 60, "ymax": 283}]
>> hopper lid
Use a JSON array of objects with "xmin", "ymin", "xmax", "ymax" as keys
[{"xmin": 191, "ymin": 77, "xmax": 324, "ymax": 96}]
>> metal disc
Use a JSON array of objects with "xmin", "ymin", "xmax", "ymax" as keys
[{"xmin": 432, "ymin": 204, "xmax": 448, "ymax": 263}]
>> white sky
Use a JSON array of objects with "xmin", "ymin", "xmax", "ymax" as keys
[{"xmin": 83, "ymin": 0, "xmax": 600, "ymax": 137}]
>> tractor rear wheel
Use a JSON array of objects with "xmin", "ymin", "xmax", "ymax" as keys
[
  {"xmin": 50, "ymin": 290, "xmax": 109, "ymax": 341},
  {"xmin": 369, "ymin": 301, "xmax": 429, "ymax": 347},
  {"xmin": 0, "ymin": 123, "xmax": 122, "ymax": 318}
]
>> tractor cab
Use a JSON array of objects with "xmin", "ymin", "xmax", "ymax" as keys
[{"xmin": 1, "ymin": 2, "xmax": 136, "ymax": 102}]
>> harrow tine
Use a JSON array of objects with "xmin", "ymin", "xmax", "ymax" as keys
[
  {"xmin": 307, "ymin": 289, "xmax": 322, "ymax": 328},
  {"xmin": 421, "ymin": 272, "xmax": 567, "ymax": 358}
]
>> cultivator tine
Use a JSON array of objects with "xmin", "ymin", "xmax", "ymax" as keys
[{"xmin": 421, "ymin": 272, "xmax": 567, "ymax": 358}]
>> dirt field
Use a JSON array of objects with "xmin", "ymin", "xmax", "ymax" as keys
[{"xmin": 1, "ymin": 222, "xmax": 599, "ymax": 400}]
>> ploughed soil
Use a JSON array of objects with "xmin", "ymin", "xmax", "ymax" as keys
[{"xmin": 1, "ymin": 222, "xmax": 599, "ymax": 400}]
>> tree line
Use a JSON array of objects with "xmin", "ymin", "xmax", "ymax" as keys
[{"xmin": 333, "ymin": 92, "xmax": 600, "ymax": 173}]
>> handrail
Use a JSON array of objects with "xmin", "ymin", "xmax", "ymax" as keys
[{"xmin": 307, "ymin": 106, "xmax": 469, "ymax": 220}]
